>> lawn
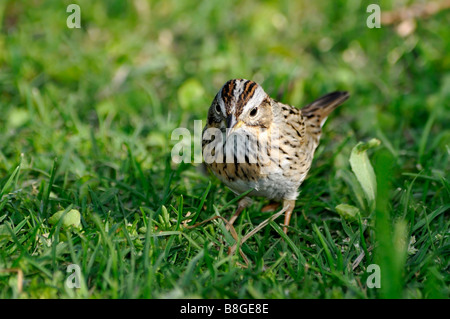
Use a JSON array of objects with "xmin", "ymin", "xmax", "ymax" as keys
[{"xmin": 0, "ymin": 0, "xmax": 449, "ymax": 299}]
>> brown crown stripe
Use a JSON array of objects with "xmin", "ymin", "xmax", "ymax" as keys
[
  {"xmin": 235, "ymin": 80, "xmax": 258, "ymax": 118},
  {"xmin": 221, "ymin": 80, "xmax": 236, "ymax": 112}
]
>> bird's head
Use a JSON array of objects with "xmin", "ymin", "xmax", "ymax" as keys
[{"xmin": 207, "ymin": 79, "xmax": 273, "ymax": 137}]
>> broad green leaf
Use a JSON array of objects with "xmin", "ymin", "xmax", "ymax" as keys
[
  {"xmin": 49, "ymin": 209, "xmax": 81, "ymax": 229},
  {"xmin": 335, "ymin": 203, "xmax": 361, "ymax": 221},
  {"xmin": 349, "ymin": 138, "xmax": 380, "ymax": 212}
]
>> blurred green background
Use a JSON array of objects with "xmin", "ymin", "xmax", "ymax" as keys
[{"xmin": 0, "ymin": 0, "xmax": 448, "ymax": 298}]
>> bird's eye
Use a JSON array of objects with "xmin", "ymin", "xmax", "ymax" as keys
[
  {"xmin": 250, "ymin": 107, "xmax": 258, "ymax": 117},
  {"xmin": 215, "ymin": 104, "xmax": 221, "ymax": 114}
]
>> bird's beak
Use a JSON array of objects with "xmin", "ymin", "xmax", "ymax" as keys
[{"xmin": 226, "ymin": 115, "xmax": 243, "ymax": 137}]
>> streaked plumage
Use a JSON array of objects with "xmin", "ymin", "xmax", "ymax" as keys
[{"xmin": 202, "ymin": 79, "xmax": 349, "ymax": 233}]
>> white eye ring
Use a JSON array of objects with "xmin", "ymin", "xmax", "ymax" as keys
[
  {"xmin": 250, "ymin": 107, "xmax": 258, "ymax": 117},
  {"xmin": 215, "ymin": 104, "xmax": 221, "ymax": 114}
]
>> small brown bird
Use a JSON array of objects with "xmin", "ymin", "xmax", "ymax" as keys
[{"xmin": 202, "ymin": 79, "xmax": 349, "ymax": 234}]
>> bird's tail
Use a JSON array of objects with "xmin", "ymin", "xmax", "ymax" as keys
[{"xmin": 301, "ymin": 91, "xmax": 349, "ymax": 127}]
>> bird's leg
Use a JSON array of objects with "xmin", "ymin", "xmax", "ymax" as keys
[
  {"xmin": 227, "ymin": 197, "xmax": 252, "ymax": 230},
  {"xmin": 282, "ymin": 199, "xmax": 296, "ymax": 234}
]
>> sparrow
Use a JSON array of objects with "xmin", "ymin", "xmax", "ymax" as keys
[{"xmin": 202, "ymin": 79, "xmax": 349, "ymax": 233}]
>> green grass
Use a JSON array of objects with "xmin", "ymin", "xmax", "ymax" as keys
[{"xmin": 0, "ymin": 0, "xmax": 449, "ymax": 298}]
